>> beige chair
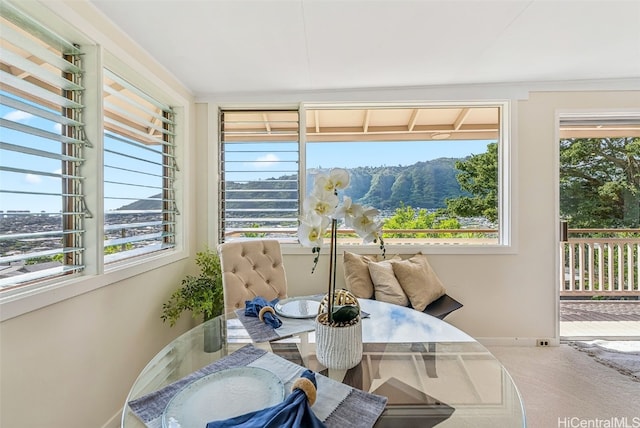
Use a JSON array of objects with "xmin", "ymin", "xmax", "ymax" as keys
[{"xmin": 217, "ymin": 239, "xmax": 288, "ymax": 313}]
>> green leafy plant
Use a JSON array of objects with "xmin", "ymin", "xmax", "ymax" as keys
[{"xmin": 161, "ymin": 247, "xmax": 224, "ymax": 326}]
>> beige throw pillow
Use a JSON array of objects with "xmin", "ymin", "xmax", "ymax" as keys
[
  {"xmin": 391, "ymin": 254, "xmax": 446, "ymax": 312},
  {"xmin": 368, "ymin": 260, "xmax": 409, "ymax": 307},
  {"xmin": 343, "ymin": 252, "xmax": 377, "ymax": 299}
]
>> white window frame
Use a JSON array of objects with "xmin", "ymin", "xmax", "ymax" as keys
[
  {"xmin": 217, "ymin": 101, "xmax": 515, "ymax": 255},
  {"xmin": 218, "ymin": 109, "xmax": 300, "ymax": 243},
  {"xmin": 0, "ymin": 1, "xmax": 88, "ymax": 289},
  {"xmin": 102, "ymin": 67, "xmax": 179, "ymax": 268},
  {"xmin": 0, "ymin": 1, "xmax": 189, "ymax": 321}
]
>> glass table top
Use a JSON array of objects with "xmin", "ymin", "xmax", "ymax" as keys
[{"xmin": 121, "ymin": 299, "xmax": 525, "ymax": 428}]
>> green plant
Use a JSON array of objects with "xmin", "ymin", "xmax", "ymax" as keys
[
  {"xmin": 104, "ymin": 242, "xmax": 133, "ymax": 255},
  {"xmin": 242, "ymin": 223, "xmax": 266, "ymax": 238},
  {"xmin": 161, "ymin": 247, "xmax": 224, "ymax": 326}
]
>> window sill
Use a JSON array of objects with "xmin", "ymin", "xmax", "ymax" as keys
[
  {"xmin": 280, "ymin": 242, "xmax": 518, "ymax": 256},
  {"xmin": 0, "ymin": 249, "xmax": 188, "ymax": 322}
]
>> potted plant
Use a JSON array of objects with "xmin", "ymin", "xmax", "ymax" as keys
[
  {"xmin": 298, "ymin": 168, "xmax": 385, "ymax": 369},
  {"xmin": 161, "ymin": 247, "xmax": 224, "ymax": 352}
]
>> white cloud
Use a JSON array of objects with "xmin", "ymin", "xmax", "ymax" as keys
[
  {"xmin": 25, "ymin": 174, "xmax": 42, "ymax": 184},
  {"xmin": 53, "ymin": 123, "xmax": 62, "ymax": 133},
  {"xmin": 250, "ymin": 153, "xmax": 280, "ymax": 168},
  {"xmin": 49, "ymin": 168, "xmax": 62, "ymax": 180},
  {"xmin": 3, "ymin": 110, "xmax": 33, "ymax": 122}
]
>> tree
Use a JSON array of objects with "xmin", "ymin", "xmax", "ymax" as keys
[
  {"xmin": 384, "ymin": 204, "xmax": 461, "ymax": 238},
  {"xmin": 445, "ymin": 142, "xmax": 498, "ymax": 223},
  {"xmin": 560, "ymin": 137, "xmax": 640, "ymax": 228},
  {"xmin": 362, "ymin": 171, "xmax": 396, "ymax": 208}
]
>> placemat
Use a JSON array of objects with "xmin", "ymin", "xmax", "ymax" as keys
[
  {"xmin": 128, "ymin": 344, "xmax": 387, "ymax": 428},
  {"xmin": 235, "ymin": 309, "xmax": 317, "ymax": 342}
]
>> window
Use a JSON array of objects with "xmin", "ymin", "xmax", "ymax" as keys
[
  {"xmin": 219, "ymin": 110, "xmax": 299, "ymax": 243},
  {"xmin": 0, "ymin": 2, "xmax": 88, "ymax": 289},
  {"xmin": 103, "ymin": 69, "xmax": 178, "ymax": 265},
  {"xmin": 218, "ymin": 103, "xmax": 508, "ymax": 247},
  {"xmin": 0, "ymin": 2, "xmax": 182, "ymax": 299},
  {"xmin": 304, "ymin": 105, "xmax": 503, "ymax": 246}
]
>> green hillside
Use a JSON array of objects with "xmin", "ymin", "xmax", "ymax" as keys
[
  {"xmin": 119, "ymin": 157, "xmax": 470, "ymax": 212},
  {"xmin": 345, "ymin": 158, "xmax": 467, "ymax": 209},
  {"xmin": 116, "ymin": 194, "xmax": 162, "ymax": 211}
]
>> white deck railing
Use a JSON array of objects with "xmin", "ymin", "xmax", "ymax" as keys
[
  {"xmin": 227, "ymin": 225, "xmax": 639, "ymax": 297},
  {"xmin": 561, "ymin": 235, "xmax": 640, "ymax": 297}
]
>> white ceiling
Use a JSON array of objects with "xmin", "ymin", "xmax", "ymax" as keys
[{"xmin": 89, "ymin": 0, "xmax": 640, "ymax": 98}]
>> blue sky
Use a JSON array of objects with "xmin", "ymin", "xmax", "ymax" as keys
[
  {"xmin": 1, "ymin": 102, "xmax": 163, "ymax": 213},
  {"xmin": 1, "ymin": 101, "xmax": 493, "ymax": 213},
  {"xmin": 225, "ymin": 139, "xmax": 493, "ymax": 183},
  {"xmin": 306, "ymin": 140, "xmax": 492, "ymax": 170},
  {"xmin": 1, "ymin": 105, "xmax": 63, "ymax": 213}
]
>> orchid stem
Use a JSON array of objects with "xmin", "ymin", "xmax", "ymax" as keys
[{"xmin": 327, "ymin": 218, "xmax": 337, "ymax": 324}]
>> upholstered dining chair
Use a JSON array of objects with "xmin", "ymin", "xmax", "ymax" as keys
[{"xmin": 217, "ymin": 239, "xmax": 288, "ymax": 313}]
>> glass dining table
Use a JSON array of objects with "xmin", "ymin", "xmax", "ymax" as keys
[{"xmin": 121, "ymin": 298, "xmax": 526, "ymax": 428}]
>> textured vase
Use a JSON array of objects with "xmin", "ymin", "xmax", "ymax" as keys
[{"xmin": 315, "ymin": 314, "xmax": 363, "ymax": 370}]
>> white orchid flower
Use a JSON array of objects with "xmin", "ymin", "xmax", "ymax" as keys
[
  {"xmin": 360, "ymin": 205, "xmax": 380, "ymax": 218},
  {"xmin": 298, "ymin": 212, "xmax": 330, "ymax": 247},
  {"xmin": 313, "ymin": 168, "xmax": 350, "ymax": 194},
  {"xmin": 360, "ymin": 230, "xmax": 379, "ymax": 244},
  {"xmin": 329, "ymin": 168, "xmax": 350, "ymax": 190},
  {"xmin": 304, "ymin": 188, "xmax": 338, "ymax": 218},
  {"xmin": 352, "ymin": 211, "xmax": 381, "ymax": 236},
  {"xmin": 298, "ymin": 168, "xmax": 385, "ymax": 276},
  {"xmin": 356, "ymin": 217, "xmax": 384, "ymax": 243},
  {"xmin": 313, "ymin": 173, "xmax": 333, "ymax": 193},
  {"xmin": 361, "ymin": 228, "xmax": 385, "ymax": 244},
  {"xmin": 335, "ymin": 197, "xmax": 364, "ymax": 228},
  {"xmin": 352, "ymin": 206, "xmax": 380, "ymax": 231}
]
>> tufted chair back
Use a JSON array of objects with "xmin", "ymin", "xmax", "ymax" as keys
[{"xmin": 217, "ymin": 239, "xmax": 288, "ymax": 313}]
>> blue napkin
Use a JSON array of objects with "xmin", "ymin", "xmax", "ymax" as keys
[
  {"xmin": 245, "ymin": 297, "xmax": 282, "ymax": 329},
  {"xmin": 206, "ymin": 369, "xmax": 326, "ymax": 428}
]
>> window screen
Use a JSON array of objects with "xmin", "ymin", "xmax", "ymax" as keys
[{"xmin": 0, "ymin": 1, "xmax": 88, "ymax": 289}]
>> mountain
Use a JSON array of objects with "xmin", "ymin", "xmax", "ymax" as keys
[
  {"xmin": 116, "ymin": 194, "xmax": 162, "ymax": 211},
  {"xmin": 225, "ymin": 157, "xmax": 469, "ymax": 213},
  {"xmin": 119, "ymin": 157, "xmax": 470, "ymax": 212},
  {"xmin": 344, "ymin": 158, "xmax": 466, "ymax": 209}
]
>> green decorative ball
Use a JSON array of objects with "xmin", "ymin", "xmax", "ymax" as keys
[
  {"xmin": 332, "ymin": 305, "xmax": 360, "ymax": 322},
  {"xmin": 318, "ymin": 289, "xmax": 360, "ymax": 324}
]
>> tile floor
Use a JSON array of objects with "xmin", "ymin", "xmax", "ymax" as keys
[{"xmin": 560, "ymin": 300, "xmax": 640, "ymax": 339}]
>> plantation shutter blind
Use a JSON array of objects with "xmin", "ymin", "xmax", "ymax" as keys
[
  {"xmin": 103, "ymin": 69, "xmax": 178, "ymax": 264},
  {"xmin": 219, "ymin": 110, "xmax": 300, "ymax": 243},
  {"xmin": 0, "ymin": 1, "xmax": 88, "ymax": 289}
]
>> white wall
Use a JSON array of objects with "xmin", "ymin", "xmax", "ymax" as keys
[
  {"xmin": 0, "ymin": 2, "xmax": 201, "ymax": 428},
  {"xmin": 206, "ymin": 89, "xmax": 640, "ymax": 346},
  {"xmin": 0, "ymin": 2, "xmax": 639, "ymax": 428}
]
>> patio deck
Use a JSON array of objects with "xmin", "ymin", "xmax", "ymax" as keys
[{"xmin": 560, "ymin": 300, "xmax": 640, "ymax": 340}]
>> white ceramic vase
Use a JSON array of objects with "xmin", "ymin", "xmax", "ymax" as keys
[{"xmin": 315, "ymin": 314, "xmax": 363, "ymax": 370}]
